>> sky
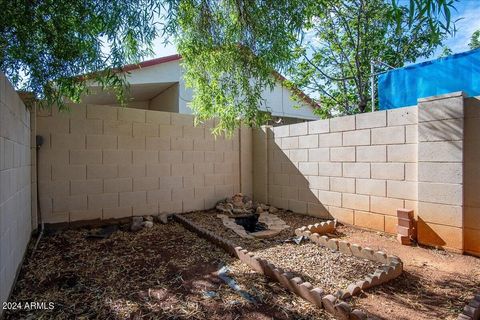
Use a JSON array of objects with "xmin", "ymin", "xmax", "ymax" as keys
[
  {"xmin": 149, "ymin": 0, "xmax": 480, "ymax": 63},
  {"xmin": 433, "ymin": 0, "xmax": 480, "ymax": 54}
]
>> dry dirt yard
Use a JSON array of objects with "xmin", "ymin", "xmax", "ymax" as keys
[
  {"xmin": 5, "ymin": 210, "xmax": 480, "ymax": 320},
  {"xmin": 337, "ymin": 226, "xmax": 480, "ymax": 320},
  {"xmin": 185, "ymin": 210, "xmax": 383, "ymax": 294},
  {"xmin": 5, "ymin": 221, "xmax": 332, "ymax": 320},
  {"xmin": 185, "ymin": 210, "xmax": 480, "ymax": 320}
]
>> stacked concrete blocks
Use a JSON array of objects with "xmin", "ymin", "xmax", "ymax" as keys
[
  {"xmin": 464, "ymin": 96, "xmax": 480, "ymax": 256},
  {"xmin": 396, "ymin": 208, "xmax": 415, "ymax": 245},
  {"xmin": 0, "ymin": 73, "xmax": 33, "ymax": 317},
  {"xmin": 417, "ymin": 92, "xmax": 465, "ymax": 252},
  {"xmin": 260, "ymin": 91, "xmax": 480, "ymax": 254}
]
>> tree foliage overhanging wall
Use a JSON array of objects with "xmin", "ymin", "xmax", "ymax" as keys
[
  {"xmin": 0, "ymin": 0, "xmax": 456, "ymax": 133},
  {"xmin": 287, "ymin": 0, "xmax": 445, "ymax": 118}
]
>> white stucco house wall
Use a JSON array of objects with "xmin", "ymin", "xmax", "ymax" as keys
[{"xmin": 82, "ymin": 54, "xmax": 320, "ymax": 123}]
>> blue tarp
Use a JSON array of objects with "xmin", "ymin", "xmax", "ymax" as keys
[{"xmin": 378, "ymin": 48, "xmax": 480, "ymax": 110}]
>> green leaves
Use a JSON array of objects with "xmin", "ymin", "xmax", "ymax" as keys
[
  {"xmin": 171, "ymin": 0, "xmax": 308, "ymax": 135},
  {"xmin": 288, "ymin": 0, "xmax": 452, "ymax": 118},
  {"xmin": 1, "ymin": 0, "xmax": 457, "ymax": 134},
  {"xmin": 393, "ymin": 0, "xmax": 457, "ymax": 39},
  {"xmin": 469, "ymin": 30, "xmax": 480, "ymax": 50},
  {"xmin": 0, "ymin": 0, "xmax": 160, "ymax": 109}
]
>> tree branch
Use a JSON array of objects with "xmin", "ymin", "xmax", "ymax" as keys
[{"xmin": 302, "ymin": 53, "xmax": 355, "ymax": 82}]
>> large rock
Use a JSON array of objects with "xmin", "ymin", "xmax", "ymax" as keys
[
  {"xmin": 269, "ymin": 206, "xmax": 279, "ymax": 213},
  {"xmin": 216, "ymin": 193, "xmax": 283, "ymax": 217},
  {"xmin": 131, "ymin": 216, "xmax": 144, "ymax": 232},
  {"xmin": 142, "ymin": 221, "xmax": 154, "ymax": 228},
  {"xmin": 157, "ymin": 213, "xmax": 171, "ymax": 224}
]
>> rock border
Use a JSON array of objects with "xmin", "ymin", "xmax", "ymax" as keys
[
  {"xmin": 458, "ymin": 294, "xmax": 480, "ymax": 320},
  {"xmin": 295, "ymin": 222, "xmax": 403, "ymax": 300},
  {"xmin": 173, "ymin": 214, "xmax": 368, "ymax": 320}
]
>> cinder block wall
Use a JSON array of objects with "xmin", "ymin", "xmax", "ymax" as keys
[
  {"xmin": 30, "ymin": 91, "xmax": 480, "ymax": 255},
  {"xmin": 464, "ymin": 96, "xmax": 480, "ymax": 256},
  {"xmin": 417, "ymin": 92, "xmax": 465, "ymax": 252},
  {"xmin": 0, "ymin": 73, "xmax": 32, "ymax": 316},
  {"xmin": 259, "ymin": 107, "xmax": 418, "ymax": 235},
  {"xmin": 36, "ymin": 104, "xmax": 248, "ymax": 224},
  {"xmin": 254, "ymin": 92, "xmax": 479, "ymax": 253}
]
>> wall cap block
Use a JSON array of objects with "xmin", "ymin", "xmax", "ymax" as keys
[{"xmin": 418, "ymin": 91, "xmax": 466, "ymax": 103}]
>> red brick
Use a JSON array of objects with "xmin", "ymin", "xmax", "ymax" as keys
[
  {"xmin": 397, "ymin": 234, "xmax": 412, "ymax": 245},
  {"xmin": 397, "ymin": 225, "xmax": 413, "ymax": 236},
  {"xmin": 397, "ymin": 208, "xmax": 414, "ymax": 219},
  {"xmin": 397, "ymin": 217, "xmax": 414, "ymax": 228}
]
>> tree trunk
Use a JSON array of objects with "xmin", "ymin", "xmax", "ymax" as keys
[{"xmin": 358, "ymin": 98, "xmax": 367, "ymax": 113}]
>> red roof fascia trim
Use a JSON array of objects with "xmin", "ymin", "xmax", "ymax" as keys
[
  {"xmin": 272, "ymin": 71, "xmax": 320, "ymax": 109},
  {"xmin": 121, "ymin": 54, "xmax": 182, "ymax": 72}
]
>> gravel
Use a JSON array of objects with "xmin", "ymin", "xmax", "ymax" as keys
[
  {"xmin": 253, "ymin": 242, "xmax": 382, "ymax": 294},
  {"xmin": 183, "ymin": 210, "xmax": 382, "ymax": 294}
]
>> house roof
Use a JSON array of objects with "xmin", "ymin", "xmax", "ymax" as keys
[
  {"xmin": 121, "ymin": 54, "xmax": 182, "ymax": 72},
  {"xmin": 121, "ymin": 54, "xmax": 320, "ymax": 110}
]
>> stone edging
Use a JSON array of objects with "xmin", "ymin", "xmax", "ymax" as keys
[
  {"xmin": 295, "ymin": 222, "xmax": 404, "ymax": 300},
  {"xmin": 458, "ymin": 294, "xmax": 480, "ymax": 320},
  {"xmin": 172, "ymin": 214, "xmax": 368, "ymax": 320}
]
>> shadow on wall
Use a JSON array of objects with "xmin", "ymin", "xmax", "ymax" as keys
[
  {"xmin": 464, "ymin": 96, "xmax": 480, "ymax": 255},
  {"xmin": 416, "ymin": 101, "xmax": 464, "ymax": 249},
  {"xmin": 416, "ymin": 218, "xmax": 446, "ymax": 246},
  {"xmin": 261, "ymin": 128, "xmax": 334, "ymax": 221},
  {"xmin": 253, "ymin": 95, "xmax": 474, "ymax": 254}
]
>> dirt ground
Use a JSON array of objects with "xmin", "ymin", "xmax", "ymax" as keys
[
  {"xmin": 335, "ymin": 226, "xmax": 480, "ymax": 320},
  {"xmin": 185, "ymin": 210, "xmax": 480, "ymax": 320},
  {"xmin": 186, "ymin": 210, "xmax": 382, "ymax": 294},
  {"xmin": 5, "ymin": 221, "xmax": 331, "ymax": 320},
  {"xmin": 5, "ymin": 210, "xmax": 480, "ymax": 320}
]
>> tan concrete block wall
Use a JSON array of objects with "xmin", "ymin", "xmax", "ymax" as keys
[
  {"xmin": 240, "ymin": 125, "xmax": 253, "ymax": 197},
  {"xmin": 417, "ymin": 92, "xmax": 465, "ymax": 252},
  {"xmin": 36, "ymin": 105, "xmax": 246, "ymax": 223},
  {"xmin": 463, "ymin": 96, "xmax": 480, "ymax": 255},
  {"xmin": 0, "ymin": 73, "xmax": 33, "ymax": 316},
  {"xmin": 262, "ymin": 107, "xmax": 419, "ymax": 229},
  {"xmin": 257, "ymin": 92, "xmax": 476, "ymax": 254},
  {"xmin": 252, "ymin": 127, "xmax": 269, "ymax": 203}
]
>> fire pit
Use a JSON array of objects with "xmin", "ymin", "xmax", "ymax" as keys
[
  {"xmin": 234, "ymin": 214, "xmax": 267, "ymax": 233},
  {"xmin": 214, "ymin": 194, "xmax": 290, "ymax": 239},
  {"xmin": 217, "ymin": 212, "xmax": 289, "ymax": 239}
]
